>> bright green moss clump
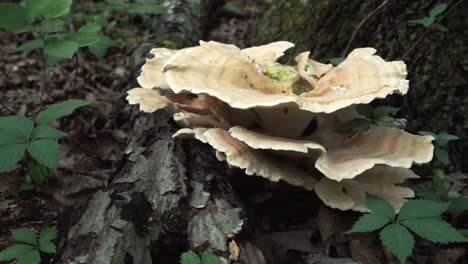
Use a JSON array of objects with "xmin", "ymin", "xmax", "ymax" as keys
[{"xmin": 265, "ymin": 65, "xmax": 297, "ymax": 81}]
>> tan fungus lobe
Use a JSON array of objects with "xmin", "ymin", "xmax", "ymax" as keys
[
  {"xmin": 163, "ymin": 42, "xmax": 409, "ymax": 113},
  {"xmin": 126, "ymin": 88, "xmax": 172, "ymax": 113},
  {"xmin": 137, "ymin": 48, "xmax": 177, "ymax": 89},
  {"xmin": 314, "ymin": 166, "xmax": 418, "ymax": 212},
  {"xmin": 295, "ymin": 51, "xmax": 333, "ymax": 88},
  {"xmin": 241, "ymin": 41, "xmax": 295, "ymax": 66},
  {"xmin": 173, "ymin": 128, "xmax": 317, "ymax": 190}
]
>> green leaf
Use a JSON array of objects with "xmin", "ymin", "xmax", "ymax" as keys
[
  {"xmin": 36, "ymin": 99, "xmax": 90, "ymax": 123},
  {"xmin": 347, "ymin": 213, "xmax": 390, "ymax": 233},
  {"xmin": 27, "ymin": 139, "xmax": 59, "ymax": 171},
  {"xmin": 65, "ymin": 31, "xmax": 101, "ymax": 47},
  {"xmin": 0, "ymin": 244, "xmax": 36, "ymax": 261},
  {"xmin": 379, "ymin": 224, "xmax": 414, "ymax": 264},
  {"xmin": 127, "ymin": 4, "xmax": 166, "ymax": 15},
  {"xmin": 366, "ymin": 194, "xmax": 395, "ymax": 220},
  {"xmin": 436, "ymin": 131, "xmax": 458, "ymax": 145},
  {"xmin": 435, "ymin": 147, "xmax": 450, "ymax": 165},
  {"xmin": 223, "ymin": 2, "xmax": 242, "ymax": 15},
  {"xmin": 402, "ymin": 218, "xmax": 468, "ymax": 243},
  {"xmin": 41, "ymin": 19, "xmax": 65, "ymax": 33},
  {"xmin": 373, "ymin": 106, "xmax": 400, "ymax": 120},
  {"xmin": 0, "ymin": 115, "xmax": 34, "ymax": 141},
  {"xmin": 0, "ymin": 3, "xmax": 33, "ymax": 33},
  {"xmin": 180, "ymin": 250, "xmax": 201, "ymax": 264},
  {"xmin": 0, "ymin": 132, "xmax": 25, "ymax": 146},
  {"xmin": 11, "ymin": 228, "xmax": 37, "ymax": 245},
  {"xmin": 18, "ymin": 248, "xmax": 41, "ymax": 264},
  {"xmin": 329, "ymin": 57, "xmax": 345, "ymax": 66},
  {"xmin": 429, "ymin": 3, "xmax": 448, "ymax": 17},
  {"xmin": 39, "ymin": 226, "xmax": 57, "ymax": 241},
  {"xmin": 79, "ymin": 23, "xmax": 101, "ymax": 33},
  {"xmin": 44, "ymin": 0, "xmax": 72, "ymax": 19},
  {"xmin": 89, "ymin": 36, "xmax": 115, "ymax": 58},
  {"xmin": 412, "ymin": 16, "xmax": 436, "ymax": 27},
  {"xmin": 397, "ymin": 200, "xmax": 448, "ymax": 221},
  {"xmin": 38, "ymin": 239, "xmax": 56, "ymax": 253},
  {"xmin": 0, "ymin": 144, "xmax": 27, "ymax": 172},
  {"xmin": 28, "ymin": 160, "xmax": 47, "ymax": 184},
  {"xmin": 15, "ymin": 39, "xmax": 44, "ymax": 53},
  {"xmin": 201, "ymin": 251, "xmax": 221, "ymax": 264},
  {"xmin": 431, "ymin": 23, "xmax": 448, "ymax": 32},
  {"xmin": 46, "ymin": 54, "xmax": 63, "ymax": 66},
  {"xmin": 447, "ymin": 196, "xmax": 468, "ymax": 212},
  {"xmin": 43, "ymin": 39, "xmax": 79, "ymax": 59},
  {"xmin": 32, "ymin": 124, "xmax": 68, "ymax": 139}
]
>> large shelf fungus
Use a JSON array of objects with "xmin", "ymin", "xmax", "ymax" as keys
[{"xmin": 127, "ymin": 41, "xmax": 434, "ymax": 212}]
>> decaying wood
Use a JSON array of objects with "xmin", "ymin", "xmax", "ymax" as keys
[{"xmin": 60, "ymin": 1, "xmax": 244, "ymax": 263}]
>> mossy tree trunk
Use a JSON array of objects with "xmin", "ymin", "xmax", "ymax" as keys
[{"xmin": 256, "ymin": 0, "xmax": 468, "ymax": 170}]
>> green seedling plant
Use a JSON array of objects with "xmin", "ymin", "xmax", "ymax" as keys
[
  {"xmin": 0, "ymin": 226, "xmax": 57, "ymax": 264},
  {"xmin": 418, "ymin": 131, "xmax": 458, "ymax": 166},
  {"xmin": 348, "ymin": 194, "xmax": 468, "ymax": 263},
  {"xmin": 180, "ymin": 250, "xmax": 221, "ymax": 264},
  {"xmin": 72, "ymin": 0, "xmax": 166, "ymax": 58},
  {"xmin": 0, "ymin": 0, "xmax": 103, "ymax": 65},
  {"xmin": 0, "ymin": 100, "xmax": 90, "ymax": 189},
  {"xmin": 409, "ymin": 3, "xmax": 448, "ymax": 32},
  {"xmin": 342, "ymin": 105, "xmax": 402, "ymax": 132}
]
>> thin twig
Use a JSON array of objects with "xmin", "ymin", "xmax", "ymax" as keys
[
  {"xmin": 342, "ymin": 0, "xmax": 388, "ymax": 57},
  {"xmin": 72, "ymin": 53, "xmax": 79, "ymax": 92},
  {"xmin": 0, "ymin": 102, "xmax": 15, "ymax": 115},
  {"xmin": 401, "ymin": 0, "xmax": 464, "ymax": 59}
]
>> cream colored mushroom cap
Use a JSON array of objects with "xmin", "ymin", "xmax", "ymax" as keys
[
  {"xmin": 137, "ymin": 48, "xmax": 177, "ymax": 89},
  {"xmin": 163, "ymin": 42, "xmax": 409, "ymax": 113}
]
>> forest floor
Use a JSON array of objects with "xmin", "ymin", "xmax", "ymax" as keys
[{"xmin": 0, "ymin": 1, "xmax": 467, "ymax": 264}]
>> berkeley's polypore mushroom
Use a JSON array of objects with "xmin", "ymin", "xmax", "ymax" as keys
[{"xmin": 127, "ymin": 41, "xmax": 434, "ymax": 212}]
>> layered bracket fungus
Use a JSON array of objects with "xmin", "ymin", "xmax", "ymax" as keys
[{"xmin": 127, "ymin": 41, "xmax": 434, "ymax": 212}]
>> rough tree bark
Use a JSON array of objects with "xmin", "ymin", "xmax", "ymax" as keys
[
  {"xmin": 256, "ymin": 0, "xmax": 468, "ymax": 170},
  {"xmin": 59, "ymin": 1, "xmax": 245, "ymax": 263}
]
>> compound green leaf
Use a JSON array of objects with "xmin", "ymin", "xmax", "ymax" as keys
[
  {"xmin": 39, "ymin": 226, "xmax": 57, "ymax": 241},
  {"xmin": 27, "ymin": 160, "xmax": 47, "ymax": 184},
  {"xmin": 15, "ymin": 39, "xmax": 44, "ymax": 53},
  {"xmin": 89, "ymin": 36, "xmax": 115, "ymax": 58},
  {"xmin": 65, "ymin": 31, "xmax": 100, "ymax": 47},
  {"xmin": 201, "ymin": 251, "xmax": 221, "ymax": 264},
  {"xmin": 402, "ymin": 218, "xmax": 468, "ymax": 243},
  {"xmin": 379, "ymin": 224, "xmax": 414, "ymax": 264},
  {"xmin": 27, "ymin": 139, "xmax": 59, "ymax": 171},
  {"xmin": 366, "ymin": 194, "xmax": 395, "ymax": 220},
  {"xmin": 0, "ymin": 144, "xmax": 27, "ymax": 172},
  {"xmin": 0, "ymin": 115, "xmax": 34, "ymax": 141},
  {"xmin": 18, "ymin": 248, "xmax": 40, "ymax": 264},
  {"xmin": 36, "ymin": 99, "xmax": 90, "ymax": 123},
  {"xmin": 447, "ymin": 196, "xmax": 468, "ymax": 212},
  {"xmin": 435, "ymin": 147, "xmax": 449, "ymax": 165},
  {"xmin": 32, "ymin": 124, "xmax": 68, "ymax": 139},
  {"xmin": 0, "ymin": 132, "xmax": 25, "ymax": 146},
  {"xmin": 347, "ymin": 213, "xmax": 390, "ymax": 233},
  {"xmin": 41, "ymin": 19, "xmax": 65, "ymax": 33},
  {"xmin": 26, "ymin": 0, "xmax": 52, "ymax": 17},
  {"xmin": 38, "ymin": 239, "xmax": 56, "ymax": 253},
  {"xmin": 397, "ymin": 200, "xmax": 448, "ymax": 221},
  {"xmin": 11, "ymin": 228, "xmax": 37, "ymax": 245},
  {"xmin": 0, "ymin": 244, "xmax": 36, "ymax": 261},
  {"xmin": 44, "ymin": 39, "xmax": 79, "ymax": 59},
  {"xmin": 44, "ymin": 0, "xmax": 72, "ymax": 19},
  {"xmin": 431, "ymin": 23, "xmax": 448, "ymax": 32},
  {"xmin": 180, "ymin": 250, "xmax": 201, "ymax": 264},
  {"xmin": 0, "ymin": 3, "xmax": 33, "ymax": 33}
]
